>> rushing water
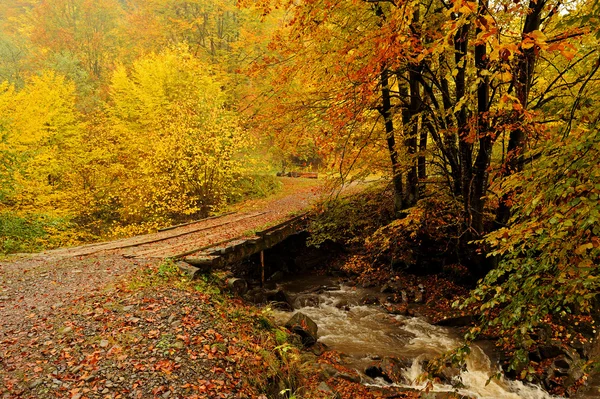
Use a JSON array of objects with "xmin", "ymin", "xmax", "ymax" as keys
[{"xmin": 270, "ymin": 276, "xmax": 562, "ymax": 399}]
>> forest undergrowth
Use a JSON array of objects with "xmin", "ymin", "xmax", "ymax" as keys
[{"xmin": 308, "ymin": 181, "xmax": 599, "ymax": 397}]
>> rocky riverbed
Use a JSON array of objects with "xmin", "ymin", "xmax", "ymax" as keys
[{"xmin": 241, "ymin": 272, "xmax": 598, "ymax": 399}]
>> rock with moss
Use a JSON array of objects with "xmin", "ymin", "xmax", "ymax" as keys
[{"xmin": 285, "ymin": 312, "xmax": 318, "ymax": 347}]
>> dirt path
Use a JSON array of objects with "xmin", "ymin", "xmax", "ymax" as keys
[
  {"xmin": 0, "ymin": 254, "xmax": 288, "ymax": 399},
  {"xmin": 0, "ymin": 178, "xmax": 327, "ymax": 399},
  {"xmin": 1, "ymin": 178, "xmax": 323, "ymax": 326}
]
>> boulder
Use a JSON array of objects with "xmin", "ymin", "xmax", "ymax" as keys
[
  {"xmin": 564, "ymin": 365, "xmax": 585, "ymax": 389},
  {"xmin": 315, "ymin": 285, "xmax": 339, "ymax": 293},
  {"xmin": 384, "ymin": 303, "xmax": 409, "ymax": 316},
  {"xmin": 310, "ymin": 342, "xmax": 328, "ymax": 356},
  {"xmin": 380, "ymin": 284, "xmax": 395, "ymax": 294},
  {"xmin": 380, "ymin": 357, "xmax": 411, "ymax": 384},
  {"xmin": 335, "ymin": 372, "xmax": 361, "ymax": 383},
  {"xmin": 361, "ymin": 294, "xmax": 380, "ymax": 305},
  {"xmin": 544, "ymin": 346, "xmax": 585, "ymax": 390},
  {"xmin": 571, "ymin": 339, "xmax": 593, "ymax": 358},
  {"xmin": 539, "ymin": 340, "xmax": 563, "ymax": 359},
  {"xmin": 317, "ymin": 363, "xmax": 338, "ymax": 380},
  {"xmin": 433, "ymin": 365, "xmax": 463, "ymax": 387},
  {"xmin": 294, "ymin": 294, "xmax": 321, "ymax": 308},
  {"xmin": 334, "ymin": 299, "xmax": 350, "ymax": 311},
  {"xmin": 317, "ymin": 382, "xmax": 341, "ymax": 398},
  {"xmin": 285, "ymin": 312, "xmax": 318, "ymax": 347},
  {"xmin": 176, "ymin": 262, "xmax": 203, "ymax": 280},
  {"xmin": 266, "ymin": 289, "xmax": 293, "ymax": 310},
  {"xmin": 381, "ymin": 281, "xmax": 406, "ymax": 295},
  {"xmin": 550, "ymin": 355, "xmax": 571, "ymax": 377},
  {"xmin": 364, "ymin": 357, "xmax": 411, "ymax": 384},
  {"xmin": 365, "ymin": 365, "xmax": 392, "ymax": 383},
  {"xmin": 244, "ymin": 288, "xmax": 267, "ymax": 304},
  {"xmin": 300, "ymin": 352, "xmax": 318, "ymax": 364},
  {"xmin": 287, "ymin": 333, "xmax": 303, "ymax": 347},
  {"xmin": 528, "ymin": 349, "xmax": 542, "ymax": 363},
  {"xmin": 563, "ymin": 345, "xmax": 581, "ymax": 363}
]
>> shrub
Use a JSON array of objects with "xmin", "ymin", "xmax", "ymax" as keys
[
  {"xmin": 0, "ymin": 212, "xmax": 80, "ymax": 254},
  {"xmin": 462, "ymin": 128, "xmax": 600, "ymax": 372},
  {"xmin": 365, "ymin": 192, "xmax": 467, "ymax": 273},
  {"xmin": 307, "ymin": 183, "xmax": 395, "ymax": 248}
]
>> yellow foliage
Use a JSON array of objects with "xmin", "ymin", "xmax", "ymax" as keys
[
  {"xmin": 0, "ymin": 47, "xmax": 254, "ymax": 243},
  {"xmin": 0, "ymin": 71, "xmax": 83, "ymax": 213},
  {"xmin": 105, "ymin": 46, "xmax": 252, "ymax": 233}
]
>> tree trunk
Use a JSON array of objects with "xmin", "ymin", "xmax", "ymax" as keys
[
  {"xmin": 440, "ymin": 72, "xmax": 462, "ymax": 195},
  {"xmin": 418, "ymin": 119, "xmax": 427, "ymax": 181},
  {"xmin": 374, "ymin": 4, "xmax": 403, "ymax": 214},
  {"xmin": 405, "ymin": 6, "xmax": 422, "ymax": 207},
  {"xmin": 405, "ymin": 66, "xmax": 421, "ymax": 207},
  {"xmin": 380, "ymin": 66, "xmax": 404, "ymax": 214},
  {"xmin": 495, "ymin": 0, "xmax": 546, "ymax": 228},
  {"xmin": 454, "ymin": 23, "xmax": 472, "ymax": 226},
  {"xmin": 471, "ymin": 0, "xmax": 492, "ymax": 235}
]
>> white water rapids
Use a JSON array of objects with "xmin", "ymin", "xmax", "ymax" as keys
[{"xmin": 271, "ymin": 278, "xmax": 563, "ymax": 399}]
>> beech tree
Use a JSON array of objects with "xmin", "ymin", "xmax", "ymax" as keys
[
  {"xmin": 106, "ymin": 47, "xmax": 251, "ymax": 235},
  {"xmin": 245, "ymin": 0, "xmax": 597, "ymax": 257},
  {"xmin": 0, "ymin": 71, "xmax": 82, "ymax": 213},
  {"xmin": 0, "ymin": 1, "xmax": 271, "ymax": 246}
]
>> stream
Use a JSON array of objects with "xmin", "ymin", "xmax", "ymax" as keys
[{"xmin": 270, "ymin": 275, "xmax": 562, "ymax": 399}]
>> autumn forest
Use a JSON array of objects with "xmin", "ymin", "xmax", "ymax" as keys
[{"xmin": 1, "ymin": 0, "xmax": 600, "ymax": 397}]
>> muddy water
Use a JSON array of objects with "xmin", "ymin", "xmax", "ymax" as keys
[{"xmin": 270, "ymin": 276, "xmax": 562, "ymax": 399}]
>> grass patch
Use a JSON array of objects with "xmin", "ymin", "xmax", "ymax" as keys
[
  {"xmin": 0, "ymin": 212, "xmax": 74, "ymax": 254},
  {"xmin": 0, "ymin": 211, "xmax": 99, "ymax": 255},
  {"xmin": 274, "ymin": 328, "xmax": 289, "ymax": 345}
]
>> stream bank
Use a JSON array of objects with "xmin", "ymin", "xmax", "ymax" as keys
[
  {"xmin": 229, "ymin": 231, "xmax": 596, "ymax": 399},
  {"xmin": 254, "ymin": 274, "xmax": 562, "ymax": 399}
]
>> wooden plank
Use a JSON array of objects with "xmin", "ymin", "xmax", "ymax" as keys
[
  {"xmin": 133, "ymin": 230, "xmax": 226, "ymax": 258},
  {"xmin": 176, "ymin": 214, "xmax": 307, "ymax": 270},
  {"xmin": 177, "ymin": 261, "xmax": 204, "ymax": 279},
  {"xmin": 298, "ymin": 172, "xmax": 318, "ymax": 179},
  {"xmin": 48, "ymin": 211, "xmax": 266, "ymax": 259},
  {"xmin": 256, "ymin": 213, "xmax": 307, "ymax": 236},
  {"xmin": 158, "ymin": 212, "xmax": 236, "ymax": 232},
  {"xmin": 280, "ymin": 171, "xmax": 318, "ymax": 179},
  {"xmin": 168, "ymin": 236, "xmax": 260, "ymax": 260},
  {"xmin": 120, "ymin": 212, "xmax": 267, "ymax": 257},
  {"xmin": 168, "ymin": 215, "xmax": 304, "ymax": 260},
  {"xmin": 185, "ymin": 255, "xmax": 224, "ymax": 269}
]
